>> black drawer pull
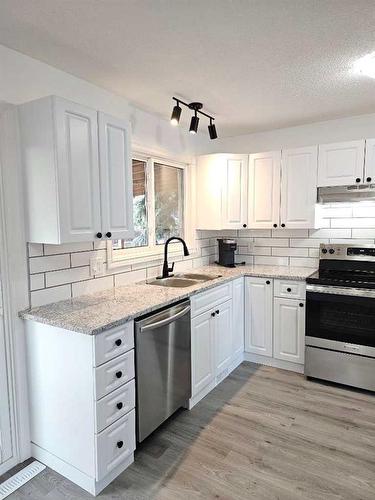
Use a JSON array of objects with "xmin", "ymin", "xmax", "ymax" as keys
[
  {"xmin": 266, "ymin": 280, "xmax": 270, "ymax": 285},
  {"xmin": 96, "ymin": 232, "xmax": 102, "ymax": 238},
  {"xmin": 117, "ymin": 402, "xmax": 123, "ymax": 410},
  {"xmin": 215, "ymin": 309, "xmax": 220, "ymax": 315},
  {"xmin": 287, "ymin": 287, "xmax": 292, "ymax": 292},
  {"xmin": 281, "ymin": 223, "xmax": 285, "ymax": 228},
  {"xmin": 117, "ymin": 441, "xmax": 124, "ymax": 449},
  {"xmin": 106, "ymin": 231, "xmax": 112, "ymax": 238},
  {"xmin": 355, "ymin": 178, "xmax": 361, "ymax": 183},
  {"xmin": 211, "ymin": 312, "xmax": 216, "ymax": 317},
  {"xmin": 116, "ymin": 371, "xmax": 122, "ymax": 379},
  {"xmin": 367, "ymin": 177, "xmax": 372, "ymax": 182},
  {"xmin": 242, "ymin": 223, "xmax": 247, "ymax": 228},
  {"xmin": 115, "ymin": 339, "xmax": 122, "ymax": 347},
  {"xmin": 273, "ymin": 223, "xmax": 277, "ymax": 228},
  {"xmin": 299, "ymin": 303, "xmax": 304, "ymax": 308}
]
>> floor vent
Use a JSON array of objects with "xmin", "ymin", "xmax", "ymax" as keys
[{"xmin": 0, "ymin": 461, "xmax": 46, "ymax": 499}]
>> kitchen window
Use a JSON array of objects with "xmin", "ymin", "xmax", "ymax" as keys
[{"xmin": 109, "ymin": 155, "xmax": 192, "ymax": 267}]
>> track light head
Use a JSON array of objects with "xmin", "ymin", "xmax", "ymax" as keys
[
  {"xmin": 170, "ymin": 102, "xmax": 182, "ymax": 126},
  {"xmin": 189, "ymin": 113, "xmax": 199, "ymax": 134},
  {"xmin": 208, "ymin": 119, "xmax": 218, "ymax": 140}
]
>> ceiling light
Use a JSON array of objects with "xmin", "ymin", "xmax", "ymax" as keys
[
  {"xmin": 208, "ymin": 119, "xmax": 217, "ymax": 140},
  {"xmin": 170, "ymin": 101, "xmax": 182, "ymax": 125},
  {"xmin": 189, "ymin": 112, "xmax": 199, "ymax": 134},
  {"xmin": 170, "ymin": 97, "xmax": 218, "ymax": 139},
  {"xmin": 353, "ymin": 52, "xmax": 375, "ymax": 79}
]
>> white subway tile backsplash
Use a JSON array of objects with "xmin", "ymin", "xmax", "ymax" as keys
[
  {"xmin": 352, "ymin": 206, "xmax": 375, "ymax": 218},
  {"xmin": 272, "ymin": 247, "xmax": 308, "ymax": 257},
  {"xmin": 290, "ymin": 238, "xmax": 329, "ymax": 248},
  {"xmin": 254, "ymin": 238, "xmax": 289, "ymax": 247},
  {"xmin": 71, "ymin": 249, "xmax": 107, "ymax": 267},
  {"xmin": 351, "ymin": 229, "xmax": 375, "ymax": 239},
  {"xmin": 271, "ymin": 229, "xmax": 308, "ymax": 238},
  {"xmin": 29, "ymin": 254, "xmax": 70, "ymax": 274},
  {"xmin": 114, "ymin": 269, "xmax": 147, "ymax": 287},
  {"xmin": 29, "ymin": 274, "xmax": 45, "ymax": 291},
  {"xmin": 254, "ymin": 256, "xmax": 289, "ymax": 266},
  {"xmin": 28, "ymin": 243, "xmax": 43, "ymax": 257},
  {"xmin": 250, "ymin": 246, "xmax": 271, "ymax": 256},
  {"xmin": 309, "ymin": 228, "xmax": 351, "ymax": 238},
  {"xmin": 290, "ymin": 257, "xmax": 319, "ymax": 268},
  {"xmin": 241, "ymin": 229, "xmax": 271, "ymax": 238},
  {"xmin": 72, "ymin": 276, "xmax": 114, "ymax": 297},
  {"xmin": 44, "ymin": 242, "xmax": 93, "ymax": 255},
  {"xmin": 319, "ymin": 207, "xmax": 353, "ymax": 218},
  {"xmin": 30, "ymin": 284, "xmax": 71, "ymax": 307},
  {"xmin": 331, "ymin": 218, "xmax": 375, "ymax": 228},
  {"xmin": 45, "ymin": 266, "xmax": 90, "ymax": 287}
]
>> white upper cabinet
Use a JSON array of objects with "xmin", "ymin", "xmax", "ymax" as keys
[
  {"xmin": 244, "ymin": 277, "xmax": 273, "ymax": 357},
  {"xmin": 19, "ymin": 96, "xmax": 133, "ymax": 244},
  {"xmin": 317, "ymin": 140, "xmax": 365, "ymax": 187},
  {"xmin": 364, "ymin": 139, "xmax": 375, "ymax": 184},
  {"xmin": 273, "ymin": 298, "xmax": 305, "ymax": 365},
  {"xmin": 196, "ymin": 154, "xmax": 248, "ymax": 230},
  {"xmin": 280, "ymin": 146, "xmax": 318, "ymax": 229},
  {"xmin": 98, "ymin": 112, "xmax": 133, "ymax": 240},
  {"xmin": 248, "ymin": 151, "xmax": 281, "ymax": 229}
]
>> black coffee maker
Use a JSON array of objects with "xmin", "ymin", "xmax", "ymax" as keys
[{"xmin": 216, "ymin": 238, "xmax": 237, "ymax": 267}]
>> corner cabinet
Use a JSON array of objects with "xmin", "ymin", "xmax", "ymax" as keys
[
  {"xmin": 19, "ymin": 96, "xmax": 133, "ymax": 244},
  {"xmin": 244, "ymin": 277, "xmax": 273, "ymax": 356},
  {"xmin": 196, "ymin": 154, "xmax": 248, "ymax": 230}
]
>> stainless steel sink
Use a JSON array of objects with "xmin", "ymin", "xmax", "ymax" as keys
[
  {"xmin": 147, "ymin": 277, "xmax": 199, "ymax": 288},
  {"xmin": 147, "ymin": 273, "xmax": 222, "ymax": 288}
]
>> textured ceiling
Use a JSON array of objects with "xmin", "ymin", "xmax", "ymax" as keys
[{"xmin": 1, "ymin": 0, "xmax": 375, "ymax": 137}]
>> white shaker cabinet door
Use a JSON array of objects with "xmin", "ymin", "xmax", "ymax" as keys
[
  {"xmin": 280, "ymin": 146, "xmax": 318, "ymax": 229},
  {"xmin": 55, "ymin": 97, "xmax": 102, "ymax": 242},
  {"xmin": 98, "ymin": 113, "xmax": 134, "ymax": 240},
  {"xmin": 244, "ymin": 277, "xmax": 273, "ymax": 357},
  {"xmin": 191, "ymin": 310, "xmax": 215, "ymax": 397},
  {"xmin": 222, "ymin": 155, "xmax": 248, "ymax": 229},
  {"xmin": 248, "ymin": 151, "xmax": 281, "ymax": 229},
  {"xmin": 273, "ymin": 298, "xmax": 305, "ymax": 365},
  {"xmin": 214, "ymin": 299, "xmax": 233, "ymax": 376},
  {"xmin": 317, "ymin": 140, "xmax": 365, "ymax": 187},
  {"xmin": 364, "ymin": 138, "xmax": 375, "ymax": 184}
]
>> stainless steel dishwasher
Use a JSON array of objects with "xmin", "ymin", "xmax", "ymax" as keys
[{"xmin": 135, "ymin": 299, "xmax": 191, "ymax": 442}]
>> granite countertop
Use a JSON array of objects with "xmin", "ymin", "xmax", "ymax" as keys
[{"xmin": 19, "ymin": 264, "xmax": 315, "ymax": 335}]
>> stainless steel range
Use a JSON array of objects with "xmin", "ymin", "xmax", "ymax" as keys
[{"xmin": 305, "ymin": 244, "xmax": 375, "ymax": 391}]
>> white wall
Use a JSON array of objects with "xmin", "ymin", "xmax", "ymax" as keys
[
  {"xmin": 199, "ymin": 112, "xmax": 375, "ymax": 154},
  {"xmin": 0, "ymin": 44, "xmax": 205, "ymax": 161}
]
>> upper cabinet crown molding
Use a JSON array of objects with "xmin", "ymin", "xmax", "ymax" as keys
[
  {"xmin": 196, "ymin": 154, "xmax": 248, "ymax": 230},
  {"xmin": 19, "ymin": 96, "xmax": 133, "ymax": 244}
]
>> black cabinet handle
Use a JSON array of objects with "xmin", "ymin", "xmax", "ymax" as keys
[
  {"xmin": 117, "ymin": 402, "xmax": 123, "ymax": 410},
  {"xmin": 356, "ymin": 178, "xmax": 361, "ymax": 183},
  {"xmin": 211, "ymin": 312, "xmax": 216, "ymax": 317},
  {"xmin": 287, "ymin": 287, "xmax": 291, "ymax": 292},
  {"xmin": 215, "ymin": 309, "xmax": 220, "ymax": 315},
  {"xmin": 116, "ymin": 371, "xmax": 122, "ymax": 379},
  {"xmin": 96, "ymin": 232, "xmax": 102, "ymax": 238},
  {"xmin": 299, "ymin": 303, "xmax": 304, "ymax": 307},
  {"xmin": 367, "ymin": 177, "xmax": 372, "ymax": 182},
  {"xmin": 106, "ymin": 231, "xmax": 112, "ymax": 238},
  {"xmin": 266, "ymin": 280, "xmax": 270, "ymax": 285},
  {"xmin": 117, "ymin": 441, "xmax": 124, "ymax": 449},
  {"xmin": 281, "ymin": 223, "xmax": 285, "ymax": 228},
  {"xmin": 115, "ymin": 339, "xmax": 122, "ymax": 347},
  {"xmin": 243, "ymin": 223, "xmax": 247, "ymax": 228},
  {"xmin": 273, "ymin": 223, "xmax": 277, "ymax": 228}
]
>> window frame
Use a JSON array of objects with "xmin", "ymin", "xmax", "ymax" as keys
[{"xmin": 107, "ymin": 152, "xmax": 195, "ymax": 270}]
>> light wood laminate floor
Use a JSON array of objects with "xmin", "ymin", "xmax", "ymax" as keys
[{"xmin": 2, "ymin": 362, "xmax": 375, "ymax": 499}]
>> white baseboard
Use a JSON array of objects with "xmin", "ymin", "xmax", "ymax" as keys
[
  {"xmin": 31, "ymin": 443, "xmax": 133, "ymax": 496},
  {"xmin": 244, "ymin": 352, "xmax": 304, "ymax": 374}
]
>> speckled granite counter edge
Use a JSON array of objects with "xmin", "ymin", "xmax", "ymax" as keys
[{"xmin": 19, "ymin": 266, "xmax": 315, "ymax": 335}]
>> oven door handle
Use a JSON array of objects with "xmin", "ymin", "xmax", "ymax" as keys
[{"xmin": 306, "ymin": 284, "xmax": 375, "ymax": 298}]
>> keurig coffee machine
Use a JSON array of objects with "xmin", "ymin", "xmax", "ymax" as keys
[{"xmin": 216, "ymin": 238, "xmax": 237, "ymax": 267}]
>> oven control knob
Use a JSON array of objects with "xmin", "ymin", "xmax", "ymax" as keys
[
  {"xmin": 329, "ymin": 248, "xmax": 335, "ymax": 254},
  {"xmin": 321, "ymin": 248, "xmax": 328, "ymax": 254}
]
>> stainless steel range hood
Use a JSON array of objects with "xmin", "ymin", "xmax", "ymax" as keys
[{"xmin": 318, "ymin": 184, "xmax": 375, "ymax": 203}]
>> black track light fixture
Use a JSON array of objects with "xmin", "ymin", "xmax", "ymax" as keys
[
  {"xmin": 170, "ymin": 100, "xmax": 182, "ymax": 126},
  {"xmin": 208, "ymin": 118, "xmax": 217, "ymax": 140},
  {"xmin": 170, "ymin": 97, "xmax": 218, "ymax": 139}
]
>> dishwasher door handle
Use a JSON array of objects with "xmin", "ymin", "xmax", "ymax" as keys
[{"xmin": 140, "ymin": 305, "xmax": 191, "ymax": 332}]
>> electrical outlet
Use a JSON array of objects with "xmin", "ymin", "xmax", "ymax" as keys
[{"xmin": 90, "ymin": 257, "xmax": 104, "ymax": 277}]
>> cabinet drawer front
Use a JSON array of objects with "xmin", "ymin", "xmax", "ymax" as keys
[
  {"xmin": 274, "ymin": 279, "xmax": 305, "ymax": 299},
  {"xmin": 94, "ymin": 321, "xmax": 134, "ymax": 367},
  {"xmin": 191, "ymin": 282, "xmax": 232, "ymax": 317},
  {"xmin": 96, "ymin": 409, "xmax": 136, "ymax": 480},
  {"xmin": 95, "ymin": 380, "xmax": 135, "ymax": 433},
  {"xmin": 95, "ymin": 350, "xmax": 135, "ymax": 400}
]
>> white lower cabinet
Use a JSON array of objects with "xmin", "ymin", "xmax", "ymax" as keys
[
  {"xmin": 25, "ymin": 320, "xmax": 136, "ymax": 496},
  {"xmin": 274, "ymin": 298, "xmax": 305, "ymax": 364},
  {"xmin": 244, "ymin": 277, "xmax": 306, "ymax": 369},
  {"xmin": 191, "ymin": 309, "xmax": 215, "ymax": 397},
  {"xmin": 232, "ymin": 277, "xmax": 245, "ymax": 358},
  {"xmin": 244, "ymin": 277, "xmax": 273, "ymax": 357},
  {"xmin": 215, "ymin": 299, "xmax": 233, "ymax": 379}
]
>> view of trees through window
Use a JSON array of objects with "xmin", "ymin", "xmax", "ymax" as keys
[{"xmin": 113, "ymin": 159, "xmax": 184, "ymax": 251}]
